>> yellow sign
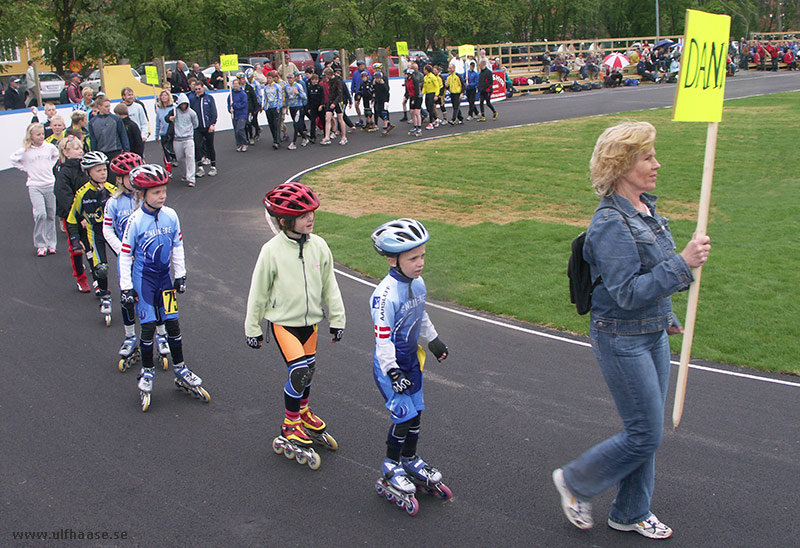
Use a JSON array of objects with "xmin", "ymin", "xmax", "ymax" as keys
[
  {"xmin": 396, "ymin": 41, "xmax": 409, "ymax": 56},
  {"xmin": 673, "ymin": 9, "xmax": 731, "ymax": 122},
  {"xmin": 162, "ymin": 290, "xmax": 178, "ymax": 314},
  {"xmin": 145, "ymin": 66, "xmax": 159, "ymax": 85},
  {"xmin": 220, "ymin": 54, "xmax": 239, "ymax": 72},
  {"xmin": 459, "ymin": 44, "xmax": 475, "ymax": 58}
]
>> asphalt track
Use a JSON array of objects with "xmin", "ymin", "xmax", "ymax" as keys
[{"xmin": 2, "ymin": 71, "xmax": 799, "ymax": 548}]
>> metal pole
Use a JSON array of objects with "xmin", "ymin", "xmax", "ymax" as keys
[{"xmin": 656, "ymin": 0, "xmax": 661, "ymax": 40}]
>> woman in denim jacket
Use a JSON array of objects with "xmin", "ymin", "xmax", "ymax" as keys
[{"xmin": 553, "ymin": 121, "xmax": 711, "ymax": 540}]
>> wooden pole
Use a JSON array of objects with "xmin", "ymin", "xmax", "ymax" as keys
[
  {"xmin": 99, "ymin": 58, "xmax": 106, "ymax": 95},
  {"xmin": 32, "ymin": 64, "xmax": 42, "ymax": 108},
  {"xmin": 672, "ymin": 121, "xmax": 718, "ymax": 430}
]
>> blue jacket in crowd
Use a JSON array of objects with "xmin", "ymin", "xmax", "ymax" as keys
[
  {"xmin": 190, "ymin": 91, "xmax": 218, "ymax": 129},
  {"xmin": 227, "ymin": 88, "xmax": 249, "ymax": 120}
]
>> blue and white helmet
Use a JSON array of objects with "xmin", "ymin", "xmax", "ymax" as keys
[{"xmin": 371, "ymin": 218, "xmax": 429, "ymax": 256}]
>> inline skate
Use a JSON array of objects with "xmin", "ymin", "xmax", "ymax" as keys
[
  {"xmin": 300, "ymin": 407, "xmax": 338, "ymax": 451},
  {"xmin": 272, "ymin": 418, "xmax": 321, "ymax": 470},
  {"xmin": 137, "ymin": 367, "xmax": 154, "ymax": 412},
  {"xmin": 118, "ymin": 335, "xmax": 140, "ymax": 372},
  {"xmin": 401, "ymin": 455, "xmax": 453, "ymax": 500},
  {"xmin": 99, "ymin": 292, "xmax": 112, "ymax": 327},
  {"xmin": 172, "ymin": 364, "xmax": 211, "ymax": 403},
  {"xmin": 375, "ymin": 459, "xmax": 419, "ymax": 516},
  {"xmin": 156, "ymin": 332, "xmax": 170, "ymax": 370}
]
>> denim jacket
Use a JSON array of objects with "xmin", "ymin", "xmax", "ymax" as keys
[{"xmin": 584, "ymin": 192, "xmax": 693, "ymax": 335}]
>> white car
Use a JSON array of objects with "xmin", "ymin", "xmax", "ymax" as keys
[
  {"xmin": 81, "ymin": 68, "xmax": 142, "ymax": 94},
  {"xmin": 19, "ymin": 72, "xmax": 65, "ymax": 101}
]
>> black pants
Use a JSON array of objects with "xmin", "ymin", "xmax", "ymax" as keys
[
  {"xmin": 450, "ymin": 94, "xmax": 463, "ymax": 121},
  {"xmin": 424, "ymin": 93, "xmax": 436, "ymax": 123},
  {"xmin": 245, "ymin": 111, "xmax": 261, "ymax": 140},
  {"xmin": 479, "ymin": 90, "xmax": 495, "ymax": 115},
  {"xmin": 306, "ymin": 104, "xmax": 321, "ymax": 139},
  {"xmin": 289, "ymin": 106, "xmax": 307, "ymax": 143},
  {"xmin": 265, "ymin": 108, "xmax": 281, "ymax": 145},
  {"xmin": 194, "ymin": 128, "xmax": 216, "ymax": 166},
  {"xmin": 466, "ymin": 88, "xmax": 478, "ymax": 116}
]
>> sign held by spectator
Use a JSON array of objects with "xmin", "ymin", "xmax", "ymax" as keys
[
  {"xmin": 395, "ymin": 42, "xmax": 409, "ymax": 56},
  {"xmin": 220, "ymin": 54, "xmax": 239, "ymax": 72},
  {"xmin": 459, "ymin": 44, "xmax": 475, "ymax": 58},
  {"xmin": 673, "ymin": 9, "xmax": 730, "ymax": 123},
  {"xmin": 145, "ymin": 66, "xmax": 159, "ymax": 85}
]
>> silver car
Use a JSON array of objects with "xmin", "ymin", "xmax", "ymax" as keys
[{"xmin": 19, "ymin": 72, "xmax": 66, "ymax": 101}]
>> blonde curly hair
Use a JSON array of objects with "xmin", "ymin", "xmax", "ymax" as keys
[{"xmin": 590, "ymin": 121, "xmax": 656, "ymax": 197}]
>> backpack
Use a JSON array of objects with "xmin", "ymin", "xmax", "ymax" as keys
[
  {"xmin": 569, "ymin": 81, "xmax": 582, "ymax": 92},
  {"xmin": 548, "ymin": 83, "xmax": 563, "ymax": 94},
  {"xmin": 567, "ymin": 206, "xmax": 634, "ymax": 315},
  {"xmin": 624, "ymin": 78, "xmax": 639, "ymax": 86},
  {"xmin": 581, "ymin": 83, "xmax": 593, "ymax": 91},
  {"xmin": 59, "ymin": 87, "xmax": 70, "ymax": 105},
  {"xmin": 591, "ymin": 82, "xmax": 602, "ymax": 89}
]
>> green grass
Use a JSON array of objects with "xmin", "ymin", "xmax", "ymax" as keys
[{"xmin": 308, "ymin": 92, "xmax": 800, "ymax": 375}]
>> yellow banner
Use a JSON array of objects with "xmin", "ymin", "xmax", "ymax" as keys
[
  {"xmin": 673, "ymin": 9, "xmax": 731, "ymax": 122},
  {"xmin": 220, "ymin": 54, "xmax": 239, "ymax": 72},
  {"xmin": 459, "ymin": 44, "xmax": 475, "ymax": 58},
  {"xmin": 396, "ymin": 41, "xmax": 409, "ymax": 56},
  {"xmin": 144, "ymin": 66, "xmax": 159, "ymax": 85}
]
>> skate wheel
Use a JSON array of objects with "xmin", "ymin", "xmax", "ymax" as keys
[
  {"xmin": 140, "ymin": 392, "xmax": 150, "ymax": 412},
  {"xmin": 385, "ymin": 491, "xmax": 395, "ymax": 503},
  {"xmin": 118, "ymin": 358, "xmax": 127, "ymax": 373},
  {"xmin": 307, "ymin": 452, "xmax": 321, "ymax": 471},
  {"xmin": 436, "ymin": 483, "xmax": 453, "ymax": 501},
  {"xmin": 162, "ymin": 357, "xmax": 169, "ymax": 370},
  {"xmin": 321, "ymin": 432, "xmax": 339, "ymax": 451},
  {"xmin": 105, "ymin": 314, "xmax": 112, "ymax": 327},
  {"xmin": 196, "ymin": 387, "xmax": 211, "ymax": 403},
  {"xmin": 283, "ymin": 446, "xmax": 295, "ymax": 460},
  {"xmin": 395, "ymin": 496, "xmax": 406, "ymax": 508},
  {"xmin": 295, "ymin": 453, "xmax": 308, "ymax": 465},
  {"xmin": 405, "ymin": 496, "xmax": 419, "ymax": 516},
  {"xmin": 271, "ymin": 438, "xmax": 284, "ymax": 455},
  {"xmin": 375, "ymin": 480, "xmax": 386, "ymax": 496}
]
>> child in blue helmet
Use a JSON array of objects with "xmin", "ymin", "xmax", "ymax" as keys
[{"xmin": 370, "ymin": 218, "xmax": 452, "ymax": 509}]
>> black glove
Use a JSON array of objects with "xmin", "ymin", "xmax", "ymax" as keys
[
  {"xmin": 330, "ymin": 327, "xmax": 344, "ymax": 343},
  {"xmin": 173, "ymin": 276, "xmax": 186, "ymax": 293},
  {"xmin": 246, "ymin": 334, "xmax": 263, "ymax": 349},
  {"xmin": 120, "ymin": 288, "xmax": 138, "ymax": 305},
  {"xmin": 69, "ymin": 235, "xmax": 84, "ymax": 254},
  {"xmin": 388, "ymin": 368, "xmax": 412, "ymax": 394},
  {"xmin": 428, "ymin": 337, "xmax": 448, "ymax": 362}
]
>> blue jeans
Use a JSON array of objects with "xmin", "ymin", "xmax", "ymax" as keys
[{"xmin": 563, "ymin": 328, "xmax": 670, "ymax": 524}]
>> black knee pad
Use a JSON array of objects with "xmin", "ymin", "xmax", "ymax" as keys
[
  {"xmin": 140, "ymin": 322, "xmax": 157, "ymax": 341},
  {"xmin": 164, "ymin": 318, "xmax": 181, "ymax": 338}
]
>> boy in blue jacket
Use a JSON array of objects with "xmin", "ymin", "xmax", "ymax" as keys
[
  {"xmin": 227, "ymin": 78, "xmax": 249, "ymax": 152},
  {"xmin": 190, "ymin": 80, "xmax": 218, "ymax": 176}
]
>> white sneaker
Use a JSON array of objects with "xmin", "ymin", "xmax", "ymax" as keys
[
  {"xmin": 301, "ymin": 137, "xmax": 309, "ymax": 147},
  {"xmin": 208, "ymin": 166, "xmax": 217, "ymax": 176},
  {"xmin": 339, "ymin": 137, "xmax": 347, "ymax": 145},
  {"xmin": 196, "ymin": 166, "xmax": 205, "ymax": 178},
  {"xmin": 552, "ymin": 468, "xmax": 593, "ymax": 529},
  {"xmin": 241, "ymin": 145, "xmax": 248, "ymax": 152},
  {"xmin": 200, "ymin": 157, "xmax": 211, "ymax": 165},
  {"xmin": 608, "ymin": 514, "xmax": 673, "ymax": 539},
  {"xmin": 288, "ymin": 142, "xmax": 296, "ymax": 150}
]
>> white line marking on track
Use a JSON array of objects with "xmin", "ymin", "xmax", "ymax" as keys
[{"xmin": 270, "ymin": 113, "xmax": 800, "ymax": 390}]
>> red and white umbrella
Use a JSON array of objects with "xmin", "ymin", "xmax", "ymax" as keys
[{"xmin": 602, "ymin": 52, "xmax": 630, "ymax": 69}]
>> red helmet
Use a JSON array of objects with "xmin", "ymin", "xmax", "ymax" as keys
[
  {"xmin": 109, "ymin": 152, "xmax": 143, "ymax": 175},
  {"xmin": 263, "ymin": 182, "xmax": 319, "ymax": 217},
  {"xmin": 130, "ymin": 164, "xmax": 170, "ymax": 190}
]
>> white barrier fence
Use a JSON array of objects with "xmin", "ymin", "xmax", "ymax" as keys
[{"xmin": 1, "ymin": 77, "xmax": 505, "ymax": 172}]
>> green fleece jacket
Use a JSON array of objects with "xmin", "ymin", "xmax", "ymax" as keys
[{"xmin": 245, "ymin": 232, "xmax": 346, "ymax": 337}]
